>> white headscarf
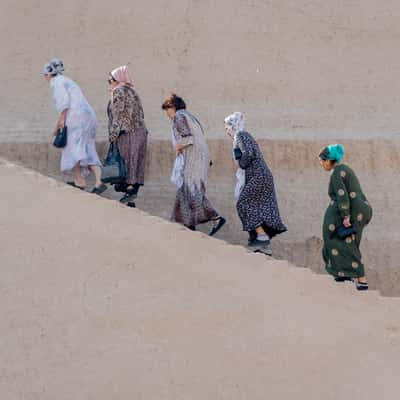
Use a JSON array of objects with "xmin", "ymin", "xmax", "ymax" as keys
[
  {"xmin": 42, "ymin": 58, "xmax": 64, "ymax": 76},
  {"xmin": 50, "ymin": 58, "xmax": 65, "ymax": 74},
  {"xmin": 224, "ymin": 112, "xmax": 246, "ymax": 144},
  {"xmin": 225, "ymin": 112, "xmax": 246, "ymax": 200},
  {"xmin": 42, "ymin": 62, "xmax": 57, "ymax": 76}
]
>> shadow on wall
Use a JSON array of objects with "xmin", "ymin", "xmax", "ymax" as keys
[{"xmin": 1, "ymin": 138, "xmax": 399, "ymax": 297}]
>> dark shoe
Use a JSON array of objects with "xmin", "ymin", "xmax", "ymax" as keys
[
  {"xmin": 127, "ymin": 184, "xmax": 140, "ymax": 196},
  {"xmin": 209, "ymin": 217, "xmax": 226, "ymax": 236},
  {"xmin": 356, "ymin": 281, "xmax": 369, "ymax": 291},
  {"xmin": 334, "ymin": 276, "xmax": 353, "ymax": 282},
  {"xmin": 67, "ymin": 181, "xmax": 85, "ymax": 190},
  {"xmin": 126, "ymin": 201, "xmax": 136, "ymax": 208},
  {"xmin": 253, "ymin": 248, "xmax": 273, "ymax": 256},
  {"xmin": 248, "ymin": 238, "xmax": 271, "ymax": 247},
  {"xmin": 91, "ymin": 183, "xmax": 107, "ymax": 195},
  {"xmin": 114, "ymin": 182, "xmax": 128, "ymax": 193},
  {"xmin": 119, "ymin": 192, "xmax": 137, "ymax": 204}
]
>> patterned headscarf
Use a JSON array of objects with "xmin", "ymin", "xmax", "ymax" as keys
[
  {"xmin": 224, "ymin": 112, "xmax": 246, "ymax": 136},
  {"xmin": 111, "ymin": 65, "xmax": 134, "ymax": 88},
  {"xmin": 50, "ymin": 58, "xmax": 64, "ymax": 74},
  {"xmin": 42, "ymin": 62, "xmax": 58, "ymax": 76},
  {"xmin": 319, "ymin": 144, "xmax": 345, "ymax": 162}
]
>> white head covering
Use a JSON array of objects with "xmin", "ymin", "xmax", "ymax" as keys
[
  {"xmin": 50, "ymin": 58, "xmax": 65, "ymax": 74},
  {"xmin": 224, "ymin": 112, "xmax": 247, "ymax": 200},
  {"xmin": 42, "ymin": 62, "xmax": 57, "ymax": 76},
  {"xmin": 224, "ymin": 112, "xmax": 246, "ymax": 136}
]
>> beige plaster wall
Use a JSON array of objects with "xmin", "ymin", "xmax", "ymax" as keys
[{"xmin": 2, "ymin": 0, "xmax": 400, "ymax": 142}]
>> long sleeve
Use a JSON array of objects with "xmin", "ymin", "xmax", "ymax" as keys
[
  {"xmin": 174, "ymin": 112, "xmax": 194, "ymax": 147},
  {"xmin": 51, "ymin": 77, "xmax": 70, "ymax": 113},
  {"xmin": 131, "ymin": 91, "xmax": 145, "ymax": 132},
  {"xmin": 109, "ymin": 88, "xmax": 125, "ymax": 141},
  {"xmin": 330, "ymin": 168, "xmax": 351, "ymax": 218},
  {"xmin": 237, "ymin": 132, "xmax": 256, "ymax": 169}
]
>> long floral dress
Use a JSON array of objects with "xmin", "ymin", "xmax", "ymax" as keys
[
  {"xmin": 50, "ymin": 75, "xmax": 101, "ymax": 174},
  {"xmin": 107, "ymin": 86, "xmax": 148, "ymax": 185},
  {"xmin": 171, "ymin": 110, "xmax": 219, "ymax": 228},
  {"xmin": 322, "ymin": 164, "xmax": 373, "ymax": 279},
  {"xmin": 235, "ymin": 131, "xmax": 287, "ymax": 238}
]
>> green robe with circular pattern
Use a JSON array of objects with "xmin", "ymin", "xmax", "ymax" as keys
[{"xmin": 322, "ymin": 164, "xmax": 373, "ymax": 279}]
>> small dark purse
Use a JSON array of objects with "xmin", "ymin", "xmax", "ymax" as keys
[
  {"xmin": 53, "ymin": 126, "xmax": 68, "ymax": 148},
  {"xmin": 233, "ymin": 147, "xmax": 242, "ymax": 160},
  {"xmin": 336, "ymin": 224, "xmax": 357, "ymax": 239}
]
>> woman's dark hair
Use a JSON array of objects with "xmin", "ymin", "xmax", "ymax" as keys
[
  {"xmin": 161, "ymin": 94, "xmax": 186, "ymax": 110},
  {"xmin": 319, "ymin": 147, "xmax": 330, "ymax": 161}
]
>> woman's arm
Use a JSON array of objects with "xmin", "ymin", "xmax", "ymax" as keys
[
  {"xmin": 235, "ymin": 132, "xmax": 256, "ymax": 169},
  {"xmin": 174, "ymin": 112, "xmax": 194, "ymax": 154},
  {"xmin": 331, "ymin": 168, "xmax": 351, "ymax": 224},
  {"xmin": 109, "ymin": 89, "xmax": 125, "ymax": 143},
  {"xmin": 51, "ymin": 78, "xmax": 70, "ymax": 135}
]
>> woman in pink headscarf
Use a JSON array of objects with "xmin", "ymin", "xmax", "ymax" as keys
[{"xmin": 107, "ymin": 65, "xmax": 148, "ymax": 203}]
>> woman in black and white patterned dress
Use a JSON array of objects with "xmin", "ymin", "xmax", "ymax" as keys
[{"xmin": 224, "ymin": 112, "xmax": 287, "ymax": 247}]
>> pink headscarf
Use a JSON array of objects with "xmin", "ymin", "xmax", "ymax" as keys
[{"xmin": 111, "ymin": 65, "xmax": 134, "ymax": 88}]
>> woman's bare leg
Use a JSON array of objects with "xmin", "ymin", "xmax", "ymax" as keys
[
  {"xmin": 254, "ymin": 225, "xmax": 270, "ymax": 242},
  {"xmin": 88, "ymin": 165, "xmax": 102, "ymax": 187},
  {"xmin": 72, "ymin": 164, "xmax": 86, "ymax": 188},
  {"xmin": 255, "ymin": 226, "xmax": 266, "ymax": 235}
]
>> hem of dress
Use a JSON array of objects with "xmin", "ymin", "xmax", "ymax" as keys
[{"xmin": 326, "ymin": 266, "xmax": 365, "ymax": 279}]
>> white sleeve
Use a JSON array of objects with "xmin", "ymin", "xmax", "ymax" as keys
[{"xmin": 51, "ymin": 77, "xmax": 70, "ymax": 112}]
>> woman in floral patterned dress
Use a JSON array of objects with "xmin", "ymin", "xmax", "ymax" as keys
[
  {"xmin": 319, "ymin": 144, "xmax": 373, "ymax": 290},
  {"xmin": 107, "ymin": 65, "xmax": 148, "ymax": 203}
]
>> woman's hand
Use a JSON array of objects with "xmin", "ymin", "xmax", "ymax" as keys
[
  {"xmin": 57, "ymin": 109, "xmax": 68, "ymax": 129},
  {"xmin": 343, "ymin": 216, "xmax": 351, "ymax": 227},
  {"xmin": 175, "ymin": 143, "xmax": 184, "ymax": 156},
  {"xmin": 56, "ymin": 117, "xmax": 65, "ymax": 130}
]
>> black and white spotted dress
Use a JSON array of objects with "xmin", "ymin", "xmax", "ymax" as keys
[{"xmin": 236, "ymin": 131, "xmax": 287, "ymax": 237}]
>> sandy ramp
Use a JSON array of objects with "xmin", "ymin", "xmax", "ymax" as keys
[{"xmin": 1, "ymin": 160, "xmax": 400, "ymax": 400}]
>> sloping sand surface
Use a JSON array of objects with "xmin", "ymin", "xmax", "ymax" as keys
[{"xmin": 1, "ymin": 160, "xmax": 400, "ymax": 399}]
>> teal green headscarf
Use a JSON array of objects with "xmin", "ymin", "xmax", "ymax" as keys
[{"xmin": 319, "ymin": 144, "xmax": 345, "ymax": 162}]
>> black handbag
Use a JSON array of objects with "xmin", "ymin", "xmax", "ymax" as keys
[
  {"xmin": 233, "ymin": 147, "xmax": 243, "ymax": 160},
  {"xmin": 53, "ymin": 126, "xmax": 68, "ymax": 148},
  {"xmin": 101, "ymin": 143, "xmax": 127, "ymax": 184},
  {"xmin": 336, "ymin": 224, "xmax": 357, "ymax": 239}
]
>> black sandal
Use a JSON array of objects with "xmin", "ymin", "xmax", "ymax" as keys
[
  {"xmin": 91, "ymin": 183, "xmax": 107, "ymax": 195},
  {"xmin": 209, "ymin": 216, "xmax": 226, "ymax": 236},
  {"xmin": 119, "ymin": 192, "xmax": 137, "ymax": 204},
  {"xmin": 67, "ymin": 182, "xmax": 85, "ymax": 190}
]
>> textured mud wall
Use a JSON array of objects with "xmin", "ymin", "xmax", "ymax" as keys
[
  {"xmin": 1, "ymin": 1, "xmax": 399, "ymax": 293},
  {"xmin": 1, "ymin": 139, "xmax": 399, "ymax": 296},
  {"xmin": 2, "ymin": 0, "xmax": 400, "ymax": 141}
]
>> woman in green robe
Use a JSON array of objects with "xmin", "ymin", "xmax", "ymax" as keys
[{"xmin": 319, "ymin": 144, "xmax": 373, "ymax": 291}]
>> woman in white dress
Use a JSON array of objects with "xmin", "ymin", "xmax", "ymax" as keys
[{"xmin": 43, "ymin": 59, "xmax": 106, "ymax": 194}]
